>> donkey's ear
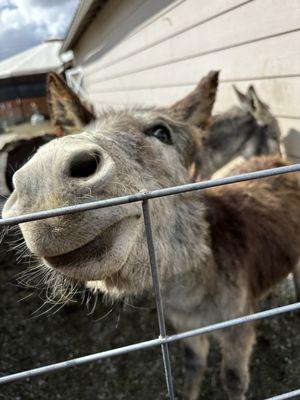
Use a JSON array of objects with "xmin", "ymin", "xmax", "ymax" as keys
[
  {"xmin": 47, "ymin": 72, "xmax": 95, "ymax": 136},
  {"xmin": 233, "ymin": 85, "xmax": 248, "ymax": 106},
  {"xmin": 169, "ymin": 70, "xmax": 219, "ymax": 130},
  {"xmin": 234, "ymin": 84, "xmax": 269, "ymax": 116},
  {"xmin": 247, "ymin": 85, "xmax": 269, "ymax": 113}
]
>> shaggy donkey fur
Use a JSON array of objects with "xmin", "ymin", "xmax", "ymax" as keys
[
  {"xmin": 198, "ymin": 83, "xmax": 282, "ymax": 179},
  {"xmin": 3, "ymin": 73, "xmax": 300, "ymax": 400}
]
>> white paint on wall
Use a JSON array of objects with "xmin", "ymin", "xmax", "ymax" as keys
[{"xmin": 71, "ymin": 0, "xmax": 300, "ymax": 157}]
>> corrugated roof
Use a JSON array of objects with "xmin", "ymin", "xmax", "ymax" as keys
[{"xmin": 0, "ymin": 40, "xmax": 73, "ymax": 80}]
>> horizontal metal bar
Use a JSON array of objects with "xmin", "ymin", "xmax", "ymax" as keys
[
  {"xmin": 265, "ymin": 389, "xmax": 300, "ymax": 400},
  {"xmin": 1, "ymin": 163, "xmax": 300, "ymax": 227},
  {"xmin": 1, "ymin": 301, "xmax": 300, "ymax": 385}
]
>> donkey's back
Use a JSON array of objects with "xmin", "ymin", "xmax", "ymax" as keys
[{"xmin": 205, "ymin": 156, "xmax": 300, "ymax": 299}]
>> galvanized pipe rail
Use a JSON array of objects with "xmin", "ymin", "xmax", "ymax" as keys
[
  {"xmin": 1, "ymin": 301, "xmax": 300, "ymax": 386},
  {"xmin": 266, "ymin": 389, "xmax": 300, "ymax": 400},
  {"xmin": 1, "ymin": 162, "xmax": 300, "ymax": 227},
  {"xmin": 1, "ymin": 163, "xmax": 300, "ymax": 399}
]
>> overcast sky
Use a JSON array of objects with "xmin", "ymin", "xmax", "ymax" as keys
[{"xmin": 0, "ymin": 0, "xmax": 80, "ymax": 61}]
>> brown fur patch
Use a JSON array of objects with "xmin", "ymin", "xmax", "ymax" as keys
[
  {"xmin": 47, "ymin": 72, "xmax": 95, "ymax": 136},
  {"xmin": 204, "ymin": 156, "xmax": 300, "ymax": 298}
]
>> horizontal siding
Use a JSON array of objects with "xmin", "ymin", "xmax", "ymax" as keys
[
  {"xmin": 82, "ymin": 0, "xmax": 247, "ymax": 70},
  {"xmin": 103, "ymin": 0, "xmax": 186, "ymax": 49},
  {"xmin": 89, "ymin": 78, "xmax": 300, "ymax": 117},
  {"xmin": 83, "ymin": 0, "xmax": 300, "ymax": 82},
  {"xmin": 75, "ymin": 0, "xmax": 175, "ymax": 65},
  {"xmin": 215, "ymin": 78, "xmax": 300, "ymax": 118},
  {"xmin": 75, "ymin": 0, "xmax": 146, "ymax": 65},
  {"xmin": 73, "ymin": 0, "xmax": 300, "ymax": 156},
  {"xmin": 87, "ymin": 30, "xmax": 300, "ymax": 93}
]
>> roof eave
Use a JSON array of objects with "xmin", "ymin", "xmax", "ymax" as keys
[
  {"xmin": 0, "ymin": 62, "xmax": 72, "ymax": 80},
  {"xmin": 60, "ymin": 0, "xmax": 106, "ymax": 53},
  {"xmin": 61, "ymin": 0, "xmax": 96, "ymax": 53}
]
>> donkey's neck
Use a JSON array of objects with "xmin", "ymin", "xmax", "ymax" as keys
[
  {"xmin": 205, "ymin": 110, "xmax": 257, "ymax": 175},
  {"xmin": 161, "ymin": 193, "xmax": 213, "ymax": 278},
  {"xmin": 158, "ymin": 193, "xmax": 218, "ymax": 307}
]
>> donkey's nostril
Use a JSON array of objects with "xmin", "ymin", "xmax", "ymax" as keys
[{"xmin": 69, "ymin": 151, "xmax": 101, "ymax": 178}]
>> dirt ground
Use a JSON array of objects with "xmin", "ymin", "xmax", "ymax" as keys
[
  {"xmin": 0, "ymin": 221, "xmax": 300, "ymax": 400},
  {"xmin": 5, "ymin": 121, "xmax": 52, "ymax": 136}
]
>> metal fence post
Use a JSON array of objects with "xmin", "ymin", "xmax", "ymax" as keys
[{"xmin": 142, "ymin": 199, "xmax": 175, "ymax": 400}]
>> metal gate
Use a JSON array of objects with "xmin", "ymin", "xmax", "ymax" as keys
[{"xmin": 1, "ymin": 163, "xmax": 300, "ymax": 400}]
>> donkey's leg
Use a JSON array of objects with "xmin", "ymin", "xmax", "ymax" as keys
[
  {"xmin": 182, "ymin": 335, "xmax": 210, "ymax": 400},
  {"xmin": 219, "ymin": 323, "xmax": 256, "ymax": 400},
  {"xmin": 293, "ymin": 260, "xmax": 300, "ymax": 302}
]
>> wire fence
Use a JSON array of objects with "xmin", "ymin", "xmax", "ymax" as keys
[{"xmin": 1, "ymin": 163, "xmax": 300, "ymax": 399}]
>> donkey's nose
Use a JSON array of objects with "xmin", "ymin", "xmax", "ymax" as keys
[
  {"xmin": 61, "ymin": 143, "xmax": 115, "ymax": 190},
  {"xmin": 68, "ymin": 150, "xmax": 101, "ymax": 179},
  {"xmin": 3, "ymin": 137, "xmax": 117, "ymax": 222},
  {"xmin": 56, "ymin": 138, "xmax": 118, "ymax": 194}
]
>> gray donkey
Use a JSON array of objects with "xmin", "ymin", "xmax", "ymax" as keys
[
  {"xmin": 3, "ymin": 73, "xmax": 300, "ymax": 400},
  {"xmin": 198, "ymin": 81, "xmax": 282, "ymax": 179}
]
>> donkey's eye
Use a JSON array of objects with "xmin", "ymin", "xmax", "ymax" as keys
[{"xmin": 144, "ymin": 124, "xmax": 173, "ymax": 145}]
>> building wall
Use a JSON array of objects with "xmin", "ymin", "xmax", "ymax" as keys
[
  {"xmin": 72, "ymin": 0, "xmax": 300, "ymax": 158},
  {"xmin": 0, "ymin": 97, "xmax": 49, "ymax": 125},
  {"xmin": 0, "ymin": 74, "xmax": 49, "ymax": 124}
]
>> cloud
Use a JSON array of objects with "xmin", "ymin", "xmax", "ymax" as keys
[
  {"xmin": 0, "ymin": 0, "xmax": 17, "ymax": 12},
  {"xmin": 29, "ymin": 0, "xmax": 76, "ymax": 9},
  {"xmin": 0, "ymin": 24, "xmax": 42, "ymax": 60},
  {"xmin": 0, "ymin": 0, "xmax": 79, "ymax": 61}
]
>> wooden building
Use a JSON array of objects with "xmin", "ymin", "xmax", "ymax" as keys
[
  {"xmin": 61, "ymin": 0, "xmax": 300, "ymax": 159},
  {"xmin": 0, "ymin": 39, "xmax": 72, "ymax": 125}
]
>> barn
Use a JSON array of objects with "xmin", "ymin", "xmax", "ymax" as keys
[
  {"xmin": 0, "ymin": 39, "xmax": 72, "ymax": 125},
  {"xmin": 61, "ymin": 0, "xmax": 300, "ymax": 161}
]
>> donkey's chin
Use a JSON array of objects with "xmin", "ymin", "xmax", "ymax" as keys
[{"xmin": 43, "ymin": 215, "xmax": 142, "ymax": 282}]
